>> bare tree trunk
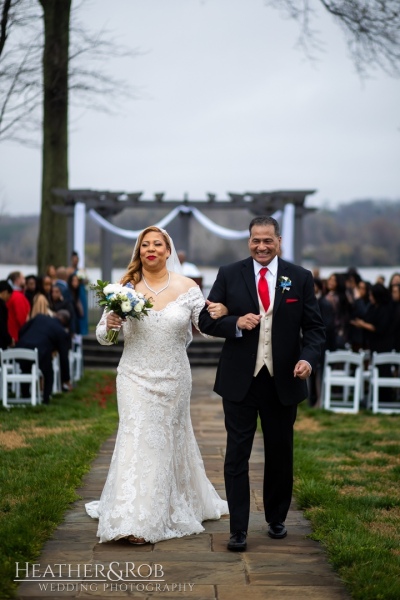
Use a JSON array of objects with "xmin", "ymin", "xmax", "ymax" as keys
[
  {"xmin": 0, "ymin": 0, "xmax": 12, "ymax": 57},
  {"xmin": 37, "ymin": 0, "xmax": 71, "ymax": 273}
]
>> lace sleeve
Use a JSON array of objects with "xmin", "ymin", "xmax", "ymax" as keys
[
  {"xmin": 190, "ymin": 287, "xmax": 214, "ymax": 339},
  {"xmin": 95, "ymin": 309, "xmax": 113, "ymax": 345}
]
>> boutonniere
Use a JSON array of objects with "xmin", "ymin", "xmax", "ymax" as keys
[{"xmin": 277, "ymin": 276, "xmax": 292, "ymax": 293}]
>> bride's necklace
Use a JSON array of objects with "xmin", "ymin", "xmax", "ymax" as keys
[{"xmin": 142, "ymin": 271, "xmax": 171, "ymax": 296}]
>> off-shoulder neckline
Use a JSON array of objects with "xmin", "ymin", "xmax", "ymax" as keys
[{"xmin": 149, "ymin": 285, "xmax": 201, "ymax": 313}]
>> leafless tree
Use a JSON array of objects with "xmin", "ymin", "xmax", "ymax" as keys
[
  {"xmin": 266, "ymin": 0, "xmax": 400, "ymax": 76},
  {"xmin": 0, "ymin": 0, "xmax": 42, "ymax": 144},
  {"xmin": 0, "ymin": 0, "xmax": 136, "ymax": 146},
  {"xmin": 1, "ymin": 0, "xmax": 399, "ymax": 268},
  {"xmin": 0, "ymin": 0, "xmax": 137, "ymax": 270}
]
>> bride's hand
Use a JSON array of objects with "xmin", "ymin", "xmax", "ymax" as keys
[
  {"xmin": 106, "ymin": 312, "xmax": 124, "ymax": 331},
  {"xmin": 206, "ymin": 300, "xmax": 228, "ymax": 319}
]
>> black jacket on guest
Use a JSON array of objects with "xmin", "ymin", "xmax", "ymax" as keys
[
  {"xmin": 364, "ymin": 302, "xmax": 396, "ymax": 353},
  {"xmin": 0, "ymin": 298, "xmax": 12, "ymax": 349},
  {"xmin": 16, "ymin": 315, "xmax": 71, "ymax": 403},
  {"xmin": 318, "ymin": 295, "xmax": 336, "ymax": 352}
]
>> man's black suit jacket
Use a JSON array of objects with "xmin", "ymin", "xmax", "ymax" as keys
[{"xmin": 198, "ymin": 257, "xmax": 325, "ymax": 406}]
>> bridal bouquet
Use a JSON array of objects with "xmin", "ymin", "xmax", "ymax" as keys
[{"xmin": 91, "ymin": 280, "xmax": 153, "ymax": 344}]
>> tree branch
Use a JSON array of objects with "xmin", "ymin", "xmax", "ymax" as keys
[
  {"xmin": 266, "ymin": 0, "xmax": 400, "ymax": 76},
  {"xmin": 0, "ymin": 0, "xmax": 138, "ymax": 145}
]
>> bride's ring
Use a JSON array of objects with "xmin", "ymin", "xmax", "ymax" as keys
[{"xmin": 210, "ymin": 312, "xmax": 215, "ymax": 317}]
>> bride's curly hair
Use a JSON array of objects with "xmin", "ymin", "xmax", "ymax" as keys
[{"xmin": 120, "ymin": 226, "xmax": 171, "ymax": 285}]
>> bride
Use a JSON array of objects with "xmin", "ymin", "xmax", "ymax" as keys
[{"xmin": 85, "ymin": 226, "xmax": 229, "ymax": 544}]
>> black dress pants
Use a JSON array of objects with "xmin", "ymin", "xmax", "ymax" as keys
[{"xmin": 223, "ymin": 366, "xmax": 297, "ymax": 532}]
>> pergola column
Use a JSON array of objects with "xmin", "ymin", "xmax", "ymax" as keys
[
  {"xmin": 100, "ymin": 225, "xmax": 113, "ymax": 283},
  {"xmin": 51, "ymin": 189, "xmax": 317, "ymax": 281}
]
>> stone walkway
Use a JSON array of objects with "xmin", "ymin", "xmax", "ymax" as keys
[{"xmin": 17, "ymin": 368, "xmax": 350, "ymax": 600}]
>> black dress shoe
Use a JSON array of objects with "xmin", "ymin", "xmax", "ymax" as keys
[
  {"xmin": 268, "ymin": 522, "xmax": 287, "ymax": 539},
  {"xmin": 227, "ymin": 530, "xmax": 247, "ymax": 551}
]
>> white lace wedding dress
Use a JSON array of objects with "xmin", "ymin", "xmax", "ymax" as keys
[{"xmin": 85, "ymin": 286, "xmax": 228, "ymax": 543}]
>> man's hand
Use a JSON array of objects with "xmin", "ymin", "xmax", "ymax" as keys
[
  {"xmin": 237, "ymin": 313, "xmax": 262, "ymax": 331},
  {"xmin": 293, "ymin": 360, "xmax": 312, "ymax": 380}
]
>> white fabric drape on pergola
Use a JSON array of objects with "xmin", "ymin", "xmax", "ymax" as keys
[{"xmin": 73, "ymin": 202, "xmax": 295, "ymax": 268}]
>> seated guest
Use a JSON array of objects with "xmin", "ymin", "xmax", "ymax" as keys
[
  {"xmin": 55, "ymin": 266, "xmax": 72, "ymax": 302},
  {"xmin": 308, "ymin": 277, "xmax": 335, "ymax": 407},
  {"xmin": 324, "ymin": 272, "xmax": 352, "ymax": 349},
  {"xmin": 49, "ymin": 284, "xmax": 75, "ymax": 333},
  {"xmin": 389, "ymin": 272, "xmax": 400, "ymax": 292},
  {"xmin": 30, "ymin": 275, "xmax": 53, "ymax": 318},
  {"xmin": 351, "ymin": 284, "xmax": 395, "ymax": 353},
  {"xmin": 68, "ymin": 251, "xmax": 89, "ymax": 335},
  {"xmin": 345, "ymin": 268, "xmax": 362, "ymax": 304},
  {"xmin": 68, "ymin": 273, "xmax": 84, "ymax": 334},
  {"xmin": 67, "ymin": 250, "xmax": 80, "ymax": 277},
  {"xmin": 16, "ymin": 310, "xmax": 72, "ymax": 404},
  {"xmin": 348, "ymin": 279, "xmax": 371, "ymax": 351},
  {"xmin": 24, "ymin": 274, "xmax": 38, "ymax": 308},
  {"xmin": 391, "ymin": 283, "xmax": 400, "ymax": 352},
  {"xmin": 42, "ymin": 274, "xmax": 53, "ymax": 303},
  {"xmin": 351, "ymin": 283, "xmax": 395, "ymax": 402},
  {"xmin": 0, "ymin": 280, "xmax": 13, "ymax": 349},
  {"xmin": 45, "ymin": 264, "xmax": 57, "ymax": 282}
]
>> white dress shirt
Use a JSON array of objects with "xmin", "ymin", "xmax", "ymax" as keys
[
  {"xmin": 235, "ymin": 256, "xmax": 278, "ymax": 338},
  {"xmin": 236, "ymin": 256, "xmax": 312, "ymax": 374},
  {"xmin": 253, "ymin": 255, "xmax": 278, "ymax": 304}
]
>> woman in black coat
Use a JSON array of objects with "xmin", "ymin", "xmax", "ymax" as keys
[
  {"xmin": 391, "ymin": 284, "xmax": 400, "ymax": 352},
  {"xmin": 0, "ymin": 280, "xmax": 13, "ymax": 349},
  {"xmin": 348, "ymin": 279, "xmax": 371, "ymax": 351},
  {"xmin": 351, "ymin": 283, "xmax": 395, "ymax": 402}
]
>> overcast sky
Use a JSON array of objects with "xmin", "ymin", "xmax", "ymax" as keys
[{"xmin": 1, "ymin": 0, "xmax": 399, "ymax": 215}]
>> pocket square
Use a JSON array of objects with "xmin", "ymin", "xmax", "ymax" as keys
[{"xmin": 286, "ymin": 298, "xmax": 299, "ymax": 303}]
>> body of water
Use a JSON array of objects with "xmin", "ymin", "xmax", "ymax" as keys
[
  {"xmin": 3, "ymin": 263, "xmax": 399, "ymax": 312},
  {"xmin": 2, "ymin": 264, "xmax": 400, "ymax": 290}
]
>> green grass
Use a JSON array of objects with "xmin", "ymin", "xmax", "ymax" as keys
[
  {"xmin": 2, "ymin": 375, "xmax": 400, "ymax": 600},
  {"xmin": 294, "ymin": 404, "xmax": 400, "ymax": 600},
  {"xmin": 0, "ymin": 370, "xmax": 118, "ymax": 599}
]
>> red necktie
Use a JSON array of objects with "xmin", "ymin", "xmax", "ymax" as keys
[{"xmin": 258, "ymin": 267, "xmax": 270, "ymax": 312}]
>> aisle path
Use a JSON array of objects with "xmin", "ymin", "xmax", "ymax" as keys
[{"xmin": 17, "ymin": 368, "xmax": 350, "ymax": 600}]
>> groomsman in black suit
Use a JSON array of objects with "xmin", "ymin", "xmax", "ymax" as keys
[{"xmin": 199, "ymin": 215, "xmax": 325, "ymax": 551}]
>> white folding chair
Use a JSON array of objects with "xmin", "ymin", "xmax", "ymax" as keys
[
  {"xmin": 0, "ymin": 348, "xmax": 43, "ymax": 408},
  {"xmin": 69, "ymin": 342, "xmax": 83, "ymax": 383},
  {"xmin": 52, "ymin": 353, "xmax": 62, "ymax": 394},
  {"xmin": 361, "ymin": 349, "xmax": 372, "ymax": 408},
  {"xmin": 0, "ymin": 353, "xmax": 24, "ymax": 399},
  {"xmin": 323, "ymin": 350, "xmax": 365, "ymax": 413},
  {"xmin": 371, "ymin": 351, "xmax": 400, "ymax": 414},
  {"xmin": 0, "ymin": 361, "xmax": 14, "ymax": 401}
]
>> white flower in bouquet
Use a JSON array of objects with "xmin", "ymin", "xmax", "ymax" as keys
[
  {"xmin": 103, "ymin": 283, "xmax": 124, "ymax": 295},
  {"xmin": 90, "ymin": 280, "xmax": 153, "ymax": 344},
  {"xmin": 133, "ymin": 300, "xmax": 145, "ymax": 312},
  {"xmin": 121, "ymin": 300, "xmax": 133, "ymax": 313}
]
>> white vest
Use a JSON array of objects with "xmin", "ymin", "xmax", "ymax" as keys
[{"xmin": 254, "ymin": 294, "xmax": 274, "ymax": 377}]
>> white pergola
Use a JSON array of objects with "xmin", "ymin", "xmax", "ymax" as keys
[{"xmin": 52, "ymin": 189, "xmax": 316, "ymax": 281}]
